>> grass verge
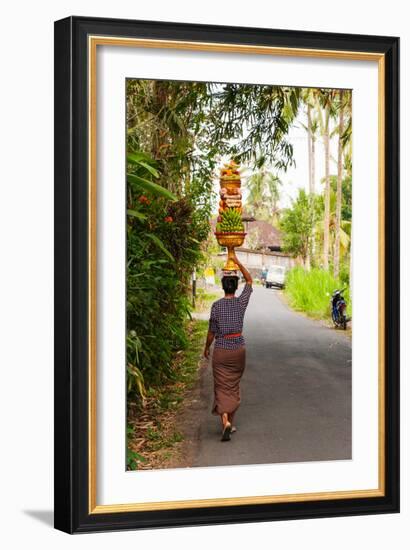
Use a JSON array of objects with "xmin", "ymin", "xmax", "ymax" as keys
[
  {"xmin": 127, "ymin": 319, "xmax": 208, "ymax": 470},
  {"xmin": 193, "ymin": 288, "xmax": 220, "ymax": 313},
  {"xmin": 284, "ymin": 266, "xmax": 352, "ymax": 321}
]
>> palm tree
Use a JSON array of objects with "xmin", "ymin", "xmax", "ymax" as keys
[
  {"xmin": 245, "ymin": 170, "xmax": 282, "ymax": 222},
  {"xmin": 339, "ymin": 95, "xmax": 352, "ymax": 282},
  {"xmin": 314, "ymin": 187, "xmax": 351, "ymax": 268},
  {"xmin": 266, "ymin": 173, "xmax": 282, "ymax": 221},
  {"xmin": 300, "ymin": 89, "xmax": 320, "ymax": 269},
  {"xmin": 334, "ymin": 89, "xmax": 345, "ymax": 279},
  {"xmin": 246, "ymin": 171, "xmax": 266, "ymax": 216},
  {"xmin": 317, "ymin": 89, "xmax": 337, "ymax": 270},
  {"xmin": 301, "ymin": 88, "xmax": 319, "ymax": 195}
]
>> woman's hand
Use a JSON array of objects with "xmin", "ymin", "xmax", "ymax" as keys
[{"xmin": 204, "ymin": 330, "xmax": 215, "ymax": 360}]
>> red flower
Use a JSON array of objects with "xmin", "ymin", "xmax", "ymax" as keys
[
  {"xmin": 164, "ymin": 216, "xmax": 173, "ymax": 223},
  {"xmin": 138, "ymin": 195, "xmax": 150, "ymax": 205}
]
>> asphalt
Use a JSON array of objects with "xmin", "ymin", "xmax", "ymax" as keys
[{"xmin": 192, "ymin": 284, "xmax": 352, "ymax": 467}]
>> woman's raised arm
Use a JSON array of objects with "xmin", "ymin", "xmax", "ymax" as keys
[{"xmin": 233, "ymin": 252, "xmax": 252, "ymax": 285}]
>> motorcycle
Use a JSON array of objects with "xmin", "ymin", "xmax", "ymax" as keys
[{"xmin": 331, "ymin": 288, "xmax": 348, "ymax": 330}]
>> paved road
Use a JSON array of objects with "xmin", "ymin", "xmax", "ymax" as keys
[{"xmin": 192, "ymin": 285, "xmax": 351, "ymax": 467}]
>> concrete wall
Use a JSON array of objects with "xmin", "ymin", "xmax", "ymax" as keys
[
  {"xmin": 235, "ymin": 248, "xmax": 296, "ymax": 270},
  {"xmin": 215, "ymin": 248, "xmax": 296, "ymax": 271}
]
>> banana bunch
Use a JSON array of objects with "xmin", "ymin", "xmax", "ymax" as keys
[{"xmin": 216, "ymin": 208, "xmax": 244, "ymax": 233}]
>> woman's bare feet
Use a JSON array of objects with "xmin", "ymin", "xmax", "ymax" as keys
[
  {"xmin": 221, "ymin": 413, "xmax": 232, "ymax": 441},
  {"xmin": 227, "ymin": 413, "xmax": 236, "ymax": 433}
]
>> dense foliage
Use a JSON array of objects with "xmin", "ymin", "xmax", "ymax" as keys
[
  {"xmin": 126, "ymin": 153, "xmax": 209, "ymax": 399},
  {"xmin": 207, "ymin": 84, "xmax": 300, "ymax": 169}
]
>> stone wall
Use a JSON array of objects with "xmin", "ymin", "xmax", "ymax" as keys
[{"xmin": 234, "ymin": 248, "xmax": 296, "ymax": 270}]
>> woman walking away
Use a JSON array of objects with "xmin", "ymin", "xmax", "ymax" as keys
[{"xmin": 203, "ymin": 253, "xmax": 253, "ymax": 441}]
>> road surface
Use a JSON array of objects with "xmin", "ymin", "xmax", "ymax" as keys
[{"xmin": 192, "ymin": 284, "xmax": 352, "ymax": 467}]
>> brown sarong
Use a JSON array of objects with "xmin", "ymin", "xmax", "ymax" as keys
[{"xmin": 211, "ymin": 346, "xmax": 246, "ymax": 416}]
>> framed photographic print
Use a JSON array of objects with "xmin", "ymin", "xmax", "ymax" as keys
[{"xmin": 54, "ymin": 16, "xmax": 400, "ymax": 533}]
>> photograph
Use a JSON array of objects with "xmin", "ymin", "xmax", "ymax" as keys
[{"xmin": 125, "ymin": 79, "xmax": 353, "ymax": 471}]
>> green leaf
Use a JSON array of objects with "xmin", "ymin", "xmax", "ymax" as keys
[
  {"xmin": 138, "ymin": 161, "xmax": 160, "ymax": 178},
  {"xmin": 127, "ymin": 153, "xmax": 160, "ymax": 178},
  {"xmin": 127, "ymin": 363, "xmax": 146, "ymax": 396},
  {"xmin": 127, "ymin": 152, "xmax": 153, "ymax": 165},
  {"xmin": 127, "ymin": 209, "xmax": 147, "ymax": 220},
  {"xmin": 146, "ymin": 233, "xmax": 175, "ymax": 261},
  {"xmin": 127, "ymin": 173, "xmax": 177, "ymax": 201},
  {"xmin": 127, "ymin": 425, "xmax": 134, "ymax": 436},
  {"xmin": 127, "ymin": 448, "xmax": 147, "ymax": 469},
  {"xmin": 290, "ymin": 91, "xmax": 299, "ymax": 115}
]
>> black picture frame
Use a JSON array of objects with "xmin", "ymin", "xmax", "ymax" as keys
[{"xmin": 54, "ymin": 15, "xmax": 400, "ymax": 534}]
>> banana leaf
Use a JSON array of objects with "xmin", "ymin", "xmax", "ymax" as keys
[
  {"xmin": 127, "ymin": 209, "xmax": 147, "ymax": 220},
  {"xmin": 146, "ymin": 233, "xmax": 175, "ymax": 261},
  {"xmin": 127, "ymin": 173, "xmax": 177, "ymax": 201}
]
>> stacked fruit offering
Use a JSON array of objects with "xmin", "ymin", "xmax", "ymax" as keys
[
  {"xmin": 214, "ymin": 161, "xmax": 246, "ymax": 271},
  {"xmin": 215, "ymin": 160, "xmax": 244, "ymax": 234}
]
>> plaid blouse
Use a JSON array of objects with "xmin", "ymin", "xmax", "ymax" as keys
[{"xmin": 209, "ymin": 283, "xmax": 253, "ymax": 350}]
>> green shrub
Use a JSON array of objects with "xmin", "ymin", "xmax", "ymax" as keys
[{"xmin": 126, "ymin": 152, "xmax": 209, "ymax": 401}]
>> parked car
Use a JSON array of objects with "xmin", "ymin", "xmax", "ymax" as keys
[{"xmin": 265, "ymin": 265, "xmax": 286, "ymax": 288}]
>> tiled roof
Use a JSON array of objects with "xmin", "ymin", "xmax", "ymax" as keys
[{"xmin": 210, "ymin": 216, "xmax": 282, "ymax": 249}]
